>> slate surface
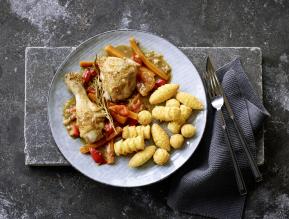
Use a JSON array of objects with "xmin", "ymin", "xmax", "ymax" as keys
[
  {"xmin": 24, "ymin": 47, "xmax": 263, "ymax": 166},
  {"xmin": 2, "ymin": 1, "xmax": 289, "ymax": 218}
]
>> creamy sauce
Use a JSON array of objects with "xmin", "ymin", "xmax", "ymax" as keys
[
  {"xmin": 115, "ymin": 45, "xmax": 133, "ymax": 58},
  {"xmin": 145, "ymin": 51, "xmax": 171, "ymax": 75}
]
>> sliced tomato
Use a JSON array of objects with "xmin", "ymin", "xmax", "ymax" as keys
[{"xmin": 89, "ymin": 148, "xmax": 106, "ymax": 164}]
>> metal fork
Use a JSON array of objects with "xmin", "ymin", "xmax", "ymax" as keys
[
  {"xmin": 206, "ymin": 58, "xmax": 263, "ymax": 183},
  {"xmin": 203, "ymin": 60, "xmax": 247, "ymax": 196}
]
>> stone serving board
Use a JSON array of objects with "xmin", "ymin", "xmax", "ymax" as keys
[{"xmin": 24, "ymin": 47, "xmax": 263, "ymax": 166}]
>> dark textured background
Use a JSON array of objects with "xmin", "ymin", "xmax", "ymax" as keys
[{"xmin": 0, "ymin": 0, "xmax": 289, "ymax": 218}]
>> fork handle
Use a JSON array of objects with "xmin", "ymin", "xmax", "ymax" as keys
[
  {"xmin": 219, "ymin": 111, "xmax": 247, "ymax": 196},
  {"xmin": 232, "ymin": 117, "xmax": 263, "ymax": 182}
]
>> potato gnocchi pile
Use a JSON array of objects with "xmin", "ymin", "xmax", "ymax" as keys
[{"xmin": 114, "ymin": 83, "xmax": 203, "ymax": 168}]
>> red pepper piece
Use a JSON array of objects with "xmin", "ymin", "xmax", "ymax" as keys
[
  {"xmin": 72, "ymin": 124, "xmax": 80, "ymax": 137},
  {"xmin": 153, "ymin": 78, "xmax": 167, "ymax": 90},
  {"xmin": 89, "ymin": 148, "xmax": 107, "ymax": 164},
  {"xmin": 82, "ymin": 68, "xmax": 98, "ymax": 84},
  {"xmin": 103, "ymin": 122, "xmax": 114, "ymax": 137}
]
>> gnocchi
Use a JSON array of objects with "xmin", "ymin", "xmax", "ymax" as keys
[
  {"xmin": 153, "ymin": 148, "xmax": 170, "ymax": 165},
  {"xmin": 128, "ymin": 145, "xmax": 156, "ymax": 168},
  {"xmin": 181, "ymin": 124, "xmax": 196, "ymax": 138},
  {"xmin": 138, "ymin": 110, "xmax": 152, "ymax": 125},
  {"xmin": 170, "ymin": 134, "xmax": 184, "ymax": 149},
  {"xmin": 152, "ymin": 106, "xmax": 181, "ymax": 122},
  {"xmin": 149, "ymin": 84, "xmax": 179, "ymax": 104},
  {"xmin": 122, "ymin": 125, "xmax": 151, "ymax": 139},
  {"xmin": 166, "ymin": 98, "xmax": 180, "ymax": 107},
  {"xmin": 179, "ymin": 105, "xmax": 193, "ymax": 123},
  {"xmin": 176, "ymin": 92, "xmax": 203, "ymax": 110},
  {"xmin": 151, "ymin": 124, "xmax": 170, "ymax": 151},
  {"xmin": 114, "ymin": 136, "xmax": 145, "ymax": 156},
  {"xmin": 167, "ymin": 122, "xmax": 181, "ymax": 134},
  {"xmin": 167, "ymin": 105, "xmax": 193, "ymax": 134}
]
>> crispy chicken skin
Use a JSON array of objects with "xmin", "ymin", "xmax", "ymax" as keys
[
  {"xmin": 98, "ymin": 56, "xmax": 139, "ymax": 101},
  {"xmin": 64, "ymin": 73, "xmax": 105, "ymax": 143}
]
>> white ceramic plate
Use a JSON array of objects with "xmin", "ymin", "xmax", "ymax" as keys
[{"xmin": 48, "ymin": 30, "xmax": 207, "ymax": 187}]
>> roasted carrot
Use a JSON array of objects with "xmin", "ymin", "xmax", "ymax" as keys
[
  {"xmin": 110, "ymin": 111, "xmax": 127, "ymax": 124},
  {"xmin": 109, "ymin": 105, "xmax": 129, "ymax": 116},
  {"xmin": 109, "ymin": 105, "xmax": 138, "ymax": 120},
  {"xmin": 80, "ymin": 127, "xmax": 122, "ymax": 154},
  {"xmin": 105, "ymin": 45, "xmax": 126, "ymax": 58},
  {"xmin": 130, "ymin": 37, "xmax": 170, "ymax": 80},
  {"xmin": 80, "ymin": 61, "xmax": 94, "ymax": 68},
  {"xmin": 127, "ymin": 110, "xmax": 138, "ymax": 120},
  {"xmin": 87, "ymin": 92, "xmax": 97, "ymax": 103}
]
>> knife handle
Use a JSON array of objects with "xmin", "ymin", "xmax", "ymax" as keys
[
  {"xmin": 223, "ymin": 94, "xmax": 263, "ymax": 182},
  {"xmin": 219, "ymin": 110, "xmax": 247, "ymax": 196},
  {"xmin": 232, "ymin": 118, "xmax": 263, "ymax": 182}
]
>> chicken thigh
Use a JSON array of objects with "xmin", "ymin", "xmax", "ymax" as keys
[
  {"xmin": 65, "ymin": 73, "xmax": 105, "ymax": 143},
  {"xmin": 98, "ymin": 56, "xmax": 139, "ymax": 101}
]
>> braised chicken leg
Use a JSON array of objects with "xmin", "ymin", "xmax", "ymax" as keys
[
  {"xmin": 64, "ymin": 73, "xmax": 105, "ymax": 143},
  {"xmin": 98, "ymin": 56, "xmax": 139, "ymax": 101}
]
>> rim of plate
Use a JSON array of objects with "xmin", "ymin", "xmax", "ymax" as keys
[{"xmin": 48, "ymin": 29, "xmax": 208, "ymax": 187}]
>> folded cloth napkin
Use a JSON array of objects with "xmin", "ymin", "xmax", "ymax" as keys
[{"xmin": 167, "ymin": 58, "xmax": 269, "ymax": 219}]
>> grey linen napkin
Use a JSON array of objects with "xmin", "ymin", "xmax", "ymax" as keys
[{"xmin": 167, "ymin": 58, "xmax": 269, "ymax": 219}]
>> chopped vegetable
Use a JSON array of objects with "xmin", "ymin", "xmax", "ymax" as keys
[
  {"xmin": 132, "ymin": 53, "xmax": 142, "ymax": 65},
  {"xmin": 130, "ymin": 37, "xmax": 170, "ymax": 80},
  {"xmin": 80, "ymin": 61, "xmax": 94, "ymax": 68},
  {"xmin": 86, "ymin": 86, "xmax": 96, "ymax": 94},
  {"xmin": 128, "ymin": 94, "xmax": 143, "ymax": 113},
  {"xmin": 87, "ymin": 92, "xmax": 97, "ymax": 103},
  {"xmin": 109, "ymin": 105, "xmax": 129, "ymax": 117},
  {"xmin": 89, "ymin": 148, "xmax": 106, "ymax": 164},
  {"xmin": 153, "ymin": 78, "xmax": 167, "ymax": 90},
  {"xmin": 71, "ymin": 124, "xmax": 80, "ymax": 137},
  {"xmin": 80, "ymin": 127, "xmax": 122, "ymax": 153},
  {"xmin": 110, "ymin": 111, "xmax": 127, "ymax": 124},
  {"xmin": 82, "ymin": 68, "xmax": 97, "ymax": 84},
  {"xmin": 136, "ymin": 67, "xmax": 155, "ymax": 96},
  {"xmin": 106, "ymin": 140, "xmax": 115, "ymax": 164},
  {"xmin": 109, "ymin": 105, "xmax": 138, "ymax": 121},
  {"xmin": 105, "ymin": 45, "xmax": 126, "ymax": 58},
  {"xmin": 127, "ymin": 110, "xmax": 138, "ymax": 120},
  {"xmin": 103, "ymin": 122, "xmax": 114, "ymax": 136}
]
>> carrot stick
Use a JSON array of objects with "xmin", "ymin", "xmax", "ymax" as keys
[
  {"xmin": 80, "ymin": 127, "xmax": 122, "ymax": 154},
  {"xmin": 105, "ymin": 45, "xmax": 126, "ymax": 58},
  {"xmin": 129, "ymin": 37, "xmax": 170, "ymax": 80},
  {"xmin": 80, "ymin": 61, "xmax": 94, "ymax": 68}
]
